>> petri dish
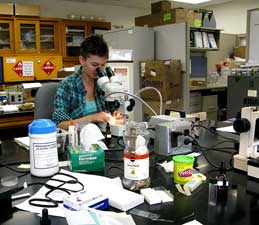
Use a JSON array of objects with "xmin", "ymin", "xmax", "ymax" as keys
[{"xmin": 1, "ymin": 176, "xmax": 18, "ymax": 187}]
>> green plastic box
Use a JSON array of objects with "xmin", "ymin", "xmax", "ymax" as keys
[{"xmin": 68, "ymin": 144, "xmax": 105, "ymax": 172}]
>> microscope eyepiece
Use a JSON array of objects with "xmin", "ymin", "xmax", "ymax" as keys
[
  {"xmin": 105, "ymin": 66, "xmax": 115, "ymax": 78},
  {"xmin": 96, "ymin": 67, "xmax": 107, "ymax": 77}
]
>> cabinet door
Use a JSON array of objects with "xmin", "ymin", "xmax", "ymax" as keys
[
  {"xmin": 64, "ymin": 22, "xmax": 87, "ymax": 57},
  {"xmin": 40, "ymin": 21, "xmax": 60, "ymax": 54},
  {"xmin": 0, "ymin": 20, "xmax": 14, "ymax": 54},
  {"xmin": 87, "ymin": 21, "xmax": 111, "ymax": 35},
  {"xmin": 14, "ymin": 19, "xmax": 40, "ymax": 54}
]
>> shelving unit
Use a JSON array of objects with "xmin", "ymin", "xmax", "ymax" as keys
[{"xmin": 154, "ymin": 22, "xmax": 221, "ymax": 118}]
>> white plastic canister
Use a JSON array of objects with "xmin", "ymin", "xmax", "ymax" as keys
[{"xmin": 29, "ymin": 119, "xmax": 59, "ymax": 177}]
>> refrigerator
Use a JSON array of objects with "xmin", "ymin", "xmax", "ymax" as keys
[{"xmin": 103, "ymin": 26, "xmax": 154, "ymax": 122}]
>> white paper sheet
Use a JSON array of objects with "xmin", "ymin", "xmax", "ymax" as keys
[
  {"xmin": 216, "ymin": 126, "xmax": 236, "ymax": 133},
  {"xmin": 16, "ymin": 169, "xmax": 144, "ymax": 217},
  {"xmin": 21, "ymin": 82, "xmax": 42, "ymax": 89}
]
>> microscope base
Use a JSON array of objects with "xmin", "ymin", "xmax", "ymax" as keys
[
  {"xmin": 110, "ymin": 123, "xmax": 125, "ymax": 137},
  {"xmin": 233, "ymin": 154, "xmax": 248, "ymax": 172},
  {"xmin": 248, "ymin": 158, "xmax": 259, "ymax": 179}
]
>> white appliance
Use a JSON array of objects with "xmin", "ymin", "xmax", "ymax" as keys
[{"xmin": 103, "ymin": 27, "xmax": 154, "ymax": 122}]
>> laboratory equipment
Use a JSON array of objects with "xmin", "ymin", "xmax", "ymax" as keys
[
  {"xmin": 96, "ymin": 66, "xmax": 135, "ymax": 136},
  {"xmin": 154, "ymin": 119, "xmax": 193, "ymax": 156},
  {"xmin": 122, "ymin": 121, "xmax": 150, "ymax": 191},
  {"xmin": 233, "ymin": 106, "xmax": 259, "ymax": 178}
]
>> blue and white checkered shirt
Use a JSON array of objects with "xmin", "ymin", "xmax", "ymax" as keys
[{"xmin": 52, "ymin": 67, "xmax": 106, "ymax": 125}]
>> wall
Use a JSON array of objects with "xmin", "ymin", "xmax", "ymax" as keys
[
  {"xmin": 3, "ymin": 0, "xmax": 259, "ymax": 33},
  {"xmin": 1, "ymin": 0, "xmax": 149, "ymax": 29},
  {"xmin": 207, "ymin": 0, "xmax": 259, "ymax": 34}
]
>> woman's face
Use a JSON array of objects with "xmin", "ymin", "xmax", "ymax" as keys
[{"xmin": 80, "ymin": 55, "xmax": 108, "ymax": 79}]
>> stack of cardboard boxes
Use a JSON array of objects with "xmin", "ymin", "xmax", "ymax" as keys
[
  {"xmin": 0, "ymin": 3, "xmax": 40, "ymax": 16},
  {"xmin": 140, "ymin": 59, "xmax": 183, "ymax": 121},
  {"xmin": 135, "ymin": 1, "xmax": 202, "ymax": 28}
]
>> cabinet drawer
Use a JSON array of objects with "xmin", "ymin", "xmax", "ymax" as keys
[{"xmin": 202, "ymin": 95, "xmax": 218, "ymax": 112}]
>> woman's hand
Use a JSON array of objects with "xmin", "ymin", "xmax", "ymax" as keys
[{"xmin": 89, "ymin": 112, "xmax": 112, "ymax": 123}]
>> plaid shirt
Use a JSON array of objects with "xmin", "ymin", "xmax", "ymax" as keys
[{"xmin": 52, "ymin": 67, "xmax": 106, "ymax": 125}]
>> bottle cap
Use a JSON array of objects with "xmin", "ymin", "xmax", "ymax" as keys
[
  {"xmin": 69, "ymin": 120, "xmax": 75, "ymax": 126},
  {"xmin": 29, "ymin": 119, "xmax": 56, "ymax": 134},
  {"xmin": 209, "ymin": 177, "xmax": 217, "ymax": 184}
]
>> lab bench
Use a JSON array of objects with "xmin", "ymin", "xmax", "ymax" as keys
[{"xmin": 0, "ymin": 122, "xmax": 258, "ymax": 225}]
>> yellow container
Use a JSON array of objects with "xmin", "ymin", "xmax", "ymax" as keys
[
  {"xmin": 3, "ymin": 55, "xmax": 62, "ymax": 82},
  {"xmin": 173, "ymin": 155, "xmax": 194, "ymax": 185}
]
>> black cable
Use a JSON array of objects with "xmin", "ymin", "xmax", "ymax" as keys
[
  {"xmin": 194, "ymin": 124, "xmax": 237, "ymax": 142},
  {"xmin": 187, "ymin": 135, "xmax": 236, "ymax": 154},
  {"xmin": 210, "ymin": 140, "xmax": 235, "ymax": 148},
  {"xmin": 0, "ymin": 163, "xmax": 30, "ymax": 174}
]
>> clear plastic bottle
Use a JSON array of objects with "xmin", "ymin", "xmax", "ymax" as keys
[
  {"xmin": 122, "ymin": 121, "xmax": 150, "ymax": 191},
  {"xmin": 208, "ymin": 177, "xmax": 218, "ymax": 206}
]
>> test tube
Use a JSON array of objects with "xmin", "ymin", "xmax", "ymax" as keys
[{"xmin": 208, "ymin": 177, "xmax": 217, "ymax": 206}]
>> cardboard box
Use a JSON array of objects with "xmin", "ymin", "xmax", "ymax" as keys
[
  {"xmin": 193, "ymin": 12, "xmax": 203, "ymax": 27},
  {"xmin": 185, "ymin": 10, "xmax": 194, "ymax": 27},
  {"xmin": 140, "ymin": 60, "xmax": 182, "ymax": 101},
  {"xmin": 135, "ymin": 13, "xmax": 162, "ymax": 27},
  {"xmin": 135, "ymin": 9, "xmax": 195, "ymax": 27},
  {"xmin": 0, "ymin": 3, "xmax": 14, "ymax": 15},
  {"xmin": 233, "ymin": 46, "xmax": 246, "ymax": 59},
  {"xmin": 14, "ymin": 4, "xmax": 40, "ymax": 16},
  {"xmin": 142, "ymin": 99, "xmax": 183, "ymax": 121},
  {"xmin": 151, "ymin": 1, "xmax": 171, "ymax": 14}
]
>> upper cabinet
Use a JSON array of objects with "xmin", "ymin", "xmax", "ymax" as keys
[
  {"xmin": 0, "ymin": 19, "xmax": 14, "ymax": 54},
  {"xmin": 0, "ymin": 16, "xmax": 111, "ymax": 67},
  {"xmin": 13, "ymin": 17, "xmax": 61, "ymax": 55},
  {"xmin": 39, "ymin": 19, "xmax": 61, "ymax": 54},
  {"xmin": 61, "ymin": 19, "xmax": 111, "ymax": 67}
]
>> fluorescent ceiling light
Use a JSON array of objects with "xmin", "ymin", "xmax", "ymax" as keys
[{"xmin": 171, "ymin": 0, "xmax": 212, "ymax": 4}]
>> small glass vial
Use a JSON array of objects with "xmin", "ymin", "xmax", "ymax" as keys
[{"xmin": 208, "ymin": 178, "xmax": 218, "ymax": 206}]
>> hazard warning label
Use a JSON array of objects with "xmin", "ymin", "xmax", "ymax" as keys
[{"xmin": 42, "ymin": 60, "xmax": 55, "ymax": 75}]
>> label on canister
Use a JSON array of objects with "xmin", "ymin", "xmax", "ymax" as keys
[
  {"xmin": 124, "ymin": 153, "xmax": 149, "ymax": 180},
  {"xmin": 173, "ymin": 155, "xmax": 194, "ymax": 185}
]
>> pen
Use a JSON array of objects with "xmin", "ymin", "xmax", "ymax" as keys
[{"xmin": 12, "ymin": 193, "xmax": 31, "ymax": 201}]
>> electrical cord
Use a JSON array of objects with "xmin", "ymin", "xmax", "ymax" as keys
[
  {"xmin": 0, "ymin": 163, "xmax": 30, "ymax": 178},
  {"xmin": 135, "ymin": 87, "xmax": 163, "ymax": 115},
  {"xmin": 10, "ymin": 172, "xmax": 84, "ymax": 208},
  {"xmin": 185, "ymin": 135, "xmax": 234, "ymax": 170},
  {"xmin": 194, "ymin": 124, "xmax": 237, "ymax": 142}
]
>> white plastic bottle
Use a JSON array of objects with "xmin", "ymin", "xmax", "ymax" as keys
[
  {"xmin": 68, "ymin": 120, "xmax": 76, "ymax": 146},
  {"xmin": 29, "ymin": 119, "xmax": 59, "ymax": 177}
]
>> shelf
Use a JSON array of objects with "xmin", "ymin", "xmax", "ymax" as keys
[
  {"xmin": 0, "ymin": 29, "xmax": 9, "ymax": 32},
  {"xmin": 190, "ymin": 47, "xmax": 220, "ymax": 51},
  {"xmin": 190, "ymin": 26, "xmax": 222, "ymax": 32}
]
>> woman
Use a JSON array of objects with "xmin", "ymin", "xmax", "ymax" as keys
[{"xmin": 52, "ymin": 35, "xmax": 111, "ymax": 130}]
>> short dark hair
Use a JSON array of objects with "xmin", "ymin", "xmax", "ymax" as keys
[{"xmin": 80, "ymin": 35, "xmax": 109, "ymax": 58}]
